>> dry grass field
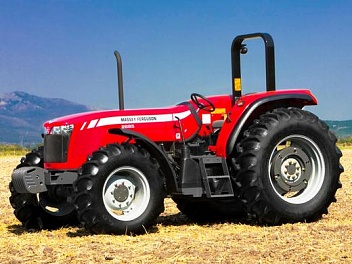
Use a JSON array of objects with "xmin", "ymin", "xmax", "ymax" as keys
[{"xmin": 1, "ymin": 149, "xmax": 351, "ymax": 263}]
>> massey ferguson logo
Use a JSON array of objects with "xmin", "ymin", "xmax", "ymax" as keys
[{"xmin": 121, "ymin": 116, "xmax": 157, "ymax": 122}]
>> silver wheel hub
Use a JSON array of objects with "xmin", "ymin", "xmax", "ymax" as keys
[
  {"xmin": 105, "ymin": 179, "xmax": 136, "ymax": 210},
  {"xmin": 281, "ymin": 158, "xmax": 302, "ymax": 182},
  {"xmin": 272, "ymin": 146, "xmax": 312, "ymax": 193}
]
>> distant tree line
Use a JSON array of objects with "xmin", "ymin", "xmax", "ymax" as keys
[
  {"xmin": 337, "ymin": 136, "xmax": 352, "ymax": 147},
  {"xmin": 1, "ymin": 137, "xmax": 352, "ymax": 157},
  {"xmin": 0, "ymin": 143, "xmax": 41, "ymax": 156}
]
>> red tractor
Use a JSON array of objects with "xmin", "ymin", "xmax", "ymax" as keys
[{"xmin": 10, "ymin": 33, "xmax": 343, "ymax": 234}]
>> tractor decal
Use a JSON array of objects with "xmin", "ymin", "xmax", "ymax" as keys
[{"xmin": 79, "ymin": 110, "xmax": 192, "ymax": 130}]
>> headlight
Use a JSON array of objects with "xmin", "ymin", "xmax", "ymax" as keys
[{"xmin": 50, "ymin": 124, "xmax": 74, "ymax": 135}]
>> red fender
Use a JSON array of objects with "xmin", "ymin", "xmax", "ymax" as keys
[{"xmin": 214, "ymin": 89, "xmax": 318, "ymax": 157}]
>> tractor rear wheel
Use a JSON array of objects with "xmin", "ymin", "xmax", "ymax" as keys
[
  {"xmin": 73, "ymin": 143, "xmax": 165, "ymax": 234},
  {"xmin": 234, "ymin": 108, "xmax": 343, "ymax": 224},
  {"xmin": 9, "ymin": 147, "xmax": 77, "ymax": 229}
]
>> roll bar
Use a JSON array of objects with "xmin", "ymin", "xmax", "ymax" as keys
[{"xmin": 231, "ymin": 33, "xmax": 276, "ymax": 104}]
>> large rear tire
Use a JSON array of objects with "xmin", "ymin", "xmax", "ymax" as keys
[
  {"xmin": 9, "ymin": 147, "xmax": 77, "ymax": 229},
  {"xmin": 73, "ymin": 143, "xmax": 165, "ymax": 234},
  {"xmin": 234, "ymin": 108, "xmax": 343, "ymax": 224}
]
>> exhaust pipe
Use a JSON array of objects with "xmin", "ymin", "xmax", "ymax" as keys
[{"xmin": 114, "ymin": 50, "xmax": 124, "ymax": 110}]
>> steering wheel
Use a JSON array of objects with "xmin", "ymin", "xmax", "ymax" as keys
[{"xmin": 190, "ymin": 93, "xmax": 215, "ymax": 112}]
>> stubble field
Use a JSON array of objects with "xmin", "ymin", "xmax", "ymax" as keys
[{"xmin": 0, "ymin": 149, "xmax": 351, "ymax": 263}]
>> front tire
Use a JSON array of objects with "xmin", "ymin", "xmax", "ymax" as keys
[
  {"xmin": 73, "ymin": 143, "xmax": 165, "ymax": 234},
  {"xmin": 234, "ymin": 108, "xmax": 343, "ymax": 224},
  {"xmin": 9, "ymin": 147, "xmax": 77, "ymax": 229}
]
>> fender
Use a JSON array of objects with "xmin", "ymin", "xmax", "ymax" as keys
[
  {"xmin": 215, "ymin": 89, "xmax": 318, "ymax": 157},
  {"xmin": 108, "ymin": 128, "xmax": 179, "ymax": 194}
]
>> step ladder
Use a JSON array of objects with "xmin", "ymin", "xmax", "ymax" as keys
[{"xmin": 197, "ymin": 156, "xmax": 234, "ymax": 198}]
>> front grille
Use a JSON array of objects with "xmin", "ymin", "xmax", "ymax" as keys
[{"xmin": 44, "ymin": 134, "xmax": 70, "ymax": 163}]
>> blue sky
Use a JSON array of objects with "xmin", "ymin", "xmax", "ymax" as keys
[{"xmin": 0, "ymin": 0, "xmax": 351, "ymax": 120}]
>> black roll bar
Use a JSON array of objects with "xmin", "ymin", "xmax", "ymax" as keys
[{"xmin": 231, "ymin": 33, "xmax": 276, "ymax": 104}]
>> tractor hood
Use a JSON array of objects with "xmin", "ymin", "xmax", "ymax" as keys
[
  {"xmin": 43, "ymin": 95, "xmax": 233, "ymax": 136},
  {"xmin": 42, "ymin": 99, "xmax": 204, "ymax": 141},
  {"xmin": 44, "ymin": 104, "xmax": 192, "ymax": 132}
]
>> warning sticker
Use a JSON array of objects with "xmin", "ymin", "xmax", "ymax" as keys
[{"xmin": 234, "ymin": 78, "xmax": 242, "ymax": 91}]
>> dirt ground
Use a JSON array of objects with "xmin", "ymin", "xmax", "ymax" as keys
[{"xmin": 0, "ymin": 149, "xmax": 351, "ymax": 263}]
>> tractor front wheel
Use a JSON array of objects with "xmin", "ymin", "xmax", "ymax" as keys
[
  {"xmin": 9, "ymin": 147, "xmax": 77, "ymax": 229},
  {"xmin": 234, "ymin": 108, "xmax": 343, "ymax": 224},
  {"xmin": 73, "ymin": 143, "xmax": 165, "ymax": 234}
]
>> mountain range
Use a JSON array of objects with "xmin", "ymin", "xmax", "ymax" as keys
[
  {"xmin": 0, "ymin": 91, "xmax": 351, "ymax": 145},
  {"xmin": 0, "ymin": 91, "xmax": 98, "ymax": 145}
]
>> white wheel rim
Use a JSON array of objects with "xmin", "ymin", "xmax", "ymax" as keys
[
  {"xmin": 102, "ymin": 166, "xmax": 151, "ymax": 221},
  {"xmin": 269, "ymin": 135, "xmax": 325, "ymax": 204}
]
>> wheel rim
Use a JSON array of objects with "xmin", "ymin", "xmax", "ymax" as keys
[
  {"xmin": 269, "ymin": 135, "xmax": 325, "ymax": 204},
  {"xmin": 102, "ymin": 166, "xmax": 151, "ymax": 221}
]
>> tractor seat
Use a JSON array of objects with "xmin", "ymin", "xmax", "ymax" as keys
[{"xmin": 212, "ymin": 120, "xmax": 225, "ymax": 130}]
